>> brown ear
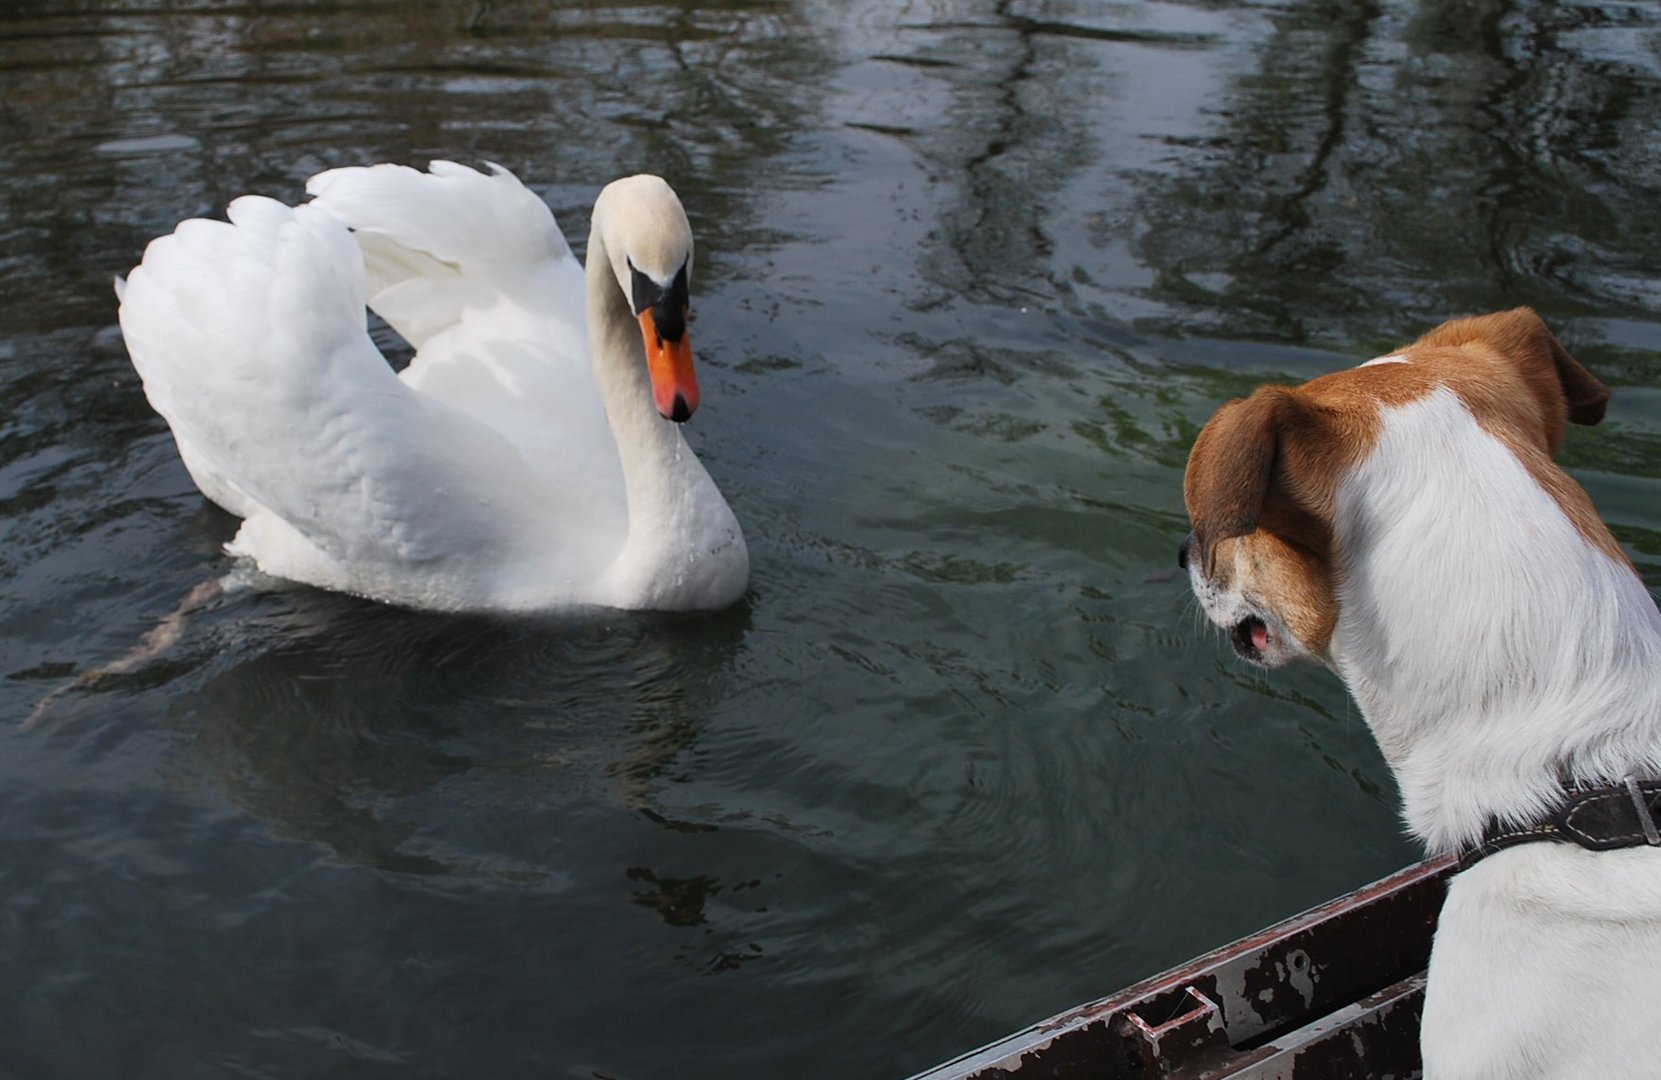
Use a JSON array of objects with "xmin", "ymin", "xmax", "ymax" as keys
[
  {"xmin": 1418, "ymin": 307, "xmax": 1610, "ymax": 433},
  {"xmin": 1184, "ymin": 386, "xmax": 1298, "ymax": 553},
  {"xmin": 1542, "ymin": 327, "xmax": 1609, "ymax": 427}
]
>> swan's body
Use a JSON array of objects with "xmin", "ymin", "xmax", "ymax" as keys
[{"xmin": 117, "ymin": 162, "xmax": 747, "ymax": 612}]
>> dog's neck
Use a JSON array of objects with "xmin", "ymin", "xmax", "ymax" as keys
[{"xmin": 1329, "ymin": 388, "xmax": 1661, "ymax": 854}]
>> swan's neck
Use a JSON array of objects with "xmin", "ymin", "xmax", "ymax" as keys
[{"xmin": 584, "ymin": 228, "xmax": 712, "ymax": 604}]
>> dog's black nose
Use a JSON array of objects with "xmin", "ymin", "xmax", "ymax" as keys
[{"xmin": 1178, "ymin": 533, "xmax": 1193, "ymax": 571}]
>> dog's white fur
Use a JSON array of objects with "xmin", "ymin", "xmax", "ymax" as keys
[
  {"xmin": 1340, "ymin": 388, "xmax": 1661, "ymax": 850},
  {"xmin": 1183, "ymin": 309, "xmax": 1661, "ymax": 1078}
]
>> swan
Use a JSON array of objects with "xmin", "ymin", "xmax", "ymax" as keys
[{"xmin": 116, "ymin": 162, "xmax": 748, "ymax": 612}]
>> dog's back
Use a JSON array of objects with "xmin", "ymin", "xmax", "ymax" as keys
[{"xmin": 1426, "ymin": 846, "xmax": 1661, "ymax": 1078}]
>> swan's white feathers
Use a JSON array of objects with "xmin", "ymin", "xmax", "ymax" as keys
[
  {"xmin": 305, "ymin": 162, "xmax": 621, "ymax": 535},
  {"xmin": 120, "ymin": 194, "xmax": 579, "ymax": 609},
  {"xmin": 306, "ymin": 160, "xmax": 567, "ymax": 269},
  {"xmin": 306, "ymin": 161, "xmax": 579, "ymax": 355},
  {"xmin": 117, "ymin": 162, "xmax": 749, "ymax": 612},
  {"xmin": 348, "ymin": 233, "xmax": 465, "ymax": 346}
]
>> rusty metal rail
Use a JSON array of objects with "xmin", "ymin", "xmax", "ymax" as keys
[{"xmin": 909, "ymin": 855, "xmax": 1458, "ymax": 1079}]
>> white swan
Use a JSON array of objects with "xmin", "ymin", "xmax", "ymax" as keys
[{"xmin": 116, "ymin": 162, "xmax": 748, "ymax": 612}]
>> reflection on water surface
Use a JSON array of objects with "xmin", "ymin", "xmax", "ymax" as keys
[{"xmin": 3, "ymin": 1, "xmax": 1660, "ymax": 1077}]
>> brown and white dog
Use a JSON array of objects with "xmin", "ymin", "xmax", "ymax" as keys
[{"xmin": 1182, "ymin": 308, "xmax": 1661, "ymax": 1079}]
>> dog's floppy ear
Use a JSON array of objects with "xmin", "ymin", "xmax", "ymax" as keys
[
  {"xmin": 1185, "ymin": 386, "xmax": 1300, "ymax": 553},
  {"xmin": 1541, "ymin": 321, "xmax": 1609, "ymax": 428},
  {"xmin": 1493, "ymin": 307, "xmax": 1609, "ymax": 427},
  {"xmin": 1419, "ymin": 307, "xmax": 1610, "ymax": 436}
]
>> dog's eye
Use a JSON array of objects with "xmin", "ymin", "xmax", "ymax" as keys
[{"xmin": 1178, "ymin": 533, "xmax": 1193, "ymax": 570}]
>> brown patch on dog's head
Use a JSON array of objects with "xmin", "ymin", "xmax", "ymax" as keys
[{"xmin": 1183, "ymin": 307, "xmax": 1620, "ymax": 665}]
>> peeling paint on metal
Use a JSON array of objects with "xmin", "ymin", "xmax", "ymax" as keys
[{"xmin": 906, "ymin": 855, "xmax": 1457, "ymax": 1080}]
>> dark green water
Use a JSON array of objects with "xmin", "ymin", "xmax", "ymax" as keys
[{"xmin": 4, "ymin": 2, "xmax": 1660, "ymax": 1077}]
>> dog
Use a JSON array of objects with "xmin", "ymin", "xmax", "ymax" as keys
[{"xmin": 1181, "ymin": 308, "xmax": 1661, "ymax": 1078}]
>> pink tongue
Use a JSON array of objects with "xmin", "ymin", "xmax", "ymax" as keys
[{"xmin": 1252, "ymin": 622, "xmax": 1270, "ymax": 652}]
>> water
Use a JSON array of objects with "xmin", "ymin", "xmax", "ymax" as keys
[{"xmin": 4, "ymin": 1, "xmax": 1661, "ymax": 1077}]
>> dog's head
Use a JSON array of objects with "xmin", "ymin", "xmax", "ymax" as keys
[{"xmin": 1181, "ymin": 307, "xmax": 1611, "ymax": 668}]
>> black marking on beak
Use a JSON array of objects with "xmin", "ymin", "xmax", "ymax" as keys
[
  {"xmin": 668, "ymin": 394, "xmax": 692, "ymax": 423},
  {"xmin": 629, "ymin": 259, "xmax": 659, "ymax": 315},
  {"xmin": 630, "ymin": 258, "xmax": 691, "ymax": 343}
]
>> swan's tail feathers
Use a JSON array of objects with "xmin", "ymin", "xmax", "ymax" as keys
[{"xmin": 112, "ymin": 273, "xmax": 126, "ymax": 302}]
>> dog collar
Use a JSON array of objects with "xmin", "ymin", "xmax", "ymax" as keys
[{"xmin": 1459, "ymin": 775, "xmax": 1661, "ymax": 870}]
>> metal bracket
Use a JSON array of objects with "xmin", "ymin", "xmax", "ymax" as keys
[
  {"xmin": 1124, "ymin": 984, "xmax": 1227, "ymax": 1066},
  {"xmin": 1623, "ymin": 775, "xmax": 1661, "ymax": 846}
]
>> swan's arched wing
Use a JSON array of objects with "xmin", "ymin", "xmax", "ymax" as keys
[
  {"xmin": 118, "ymin": 196, "xmax": 574, "ymax": 603},
  {"xmin": 302, "ymin": 161, "xmax": 623, "ymax": 538},
  {"xmin": 305, "ymin": 160, "xmax": 581, "ymax": 350}
]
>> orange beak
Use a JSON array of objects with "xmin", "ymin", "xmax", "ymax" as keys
[{"xmin": 639, "ymin": 309, "xmax": 699, "ymax": 422}]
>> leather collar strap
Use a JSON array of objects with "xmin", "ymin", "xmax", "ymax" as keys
[{"xmin": 1460, "ymin": 776, "xmax": 1661, "ymax": 870}]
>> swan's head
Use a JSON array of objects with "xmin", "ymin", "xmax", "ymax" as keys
[{"xmin": 595, "ymin": 175, "xmax": 699, "ymax": 423}]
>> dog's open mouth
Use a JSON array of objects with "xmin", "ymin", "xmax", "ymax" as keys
[{"xmin": 1231, "ymin": 616, "xmax": 1270, "ymax": 660}]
